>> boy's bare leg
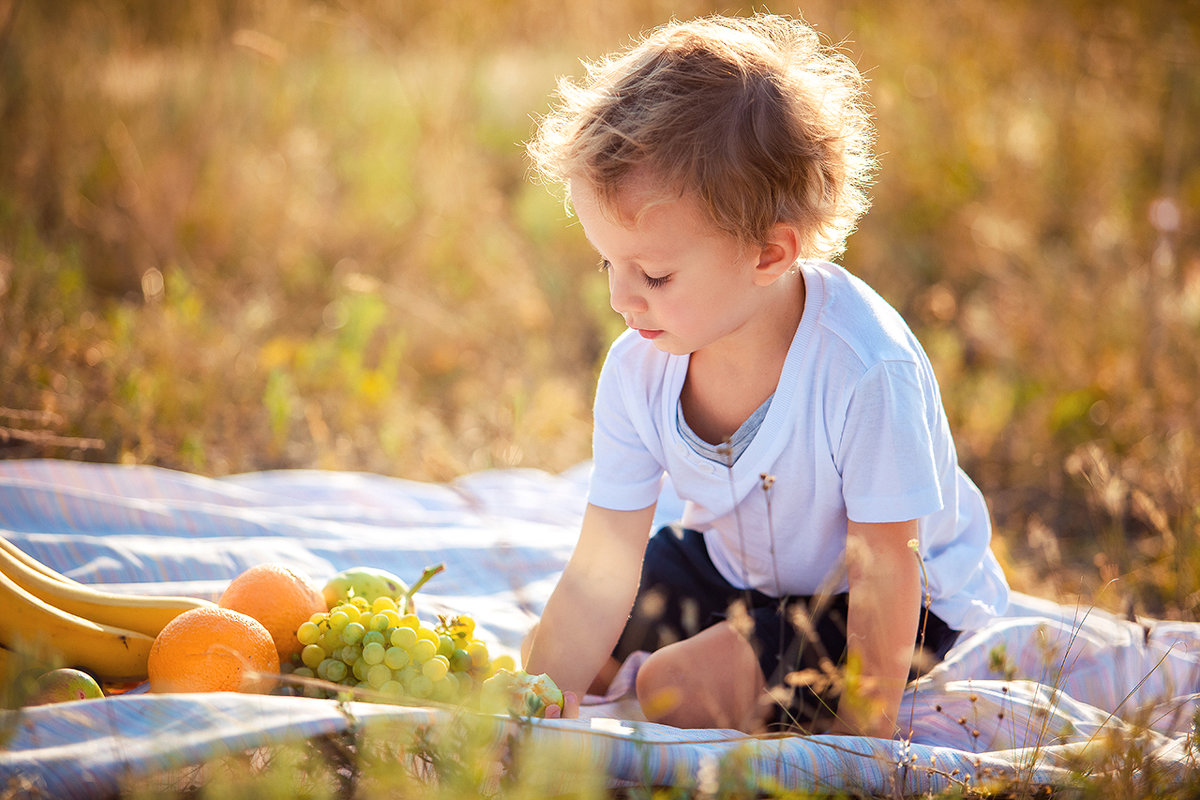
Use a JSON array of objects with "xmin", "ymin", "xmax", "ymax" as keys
[
  {"xmin": 521, "ymin": 623, "xmax": 623, "ymax": 695},
  {"xmin": 634, "ymin": 620, "xmax": 770, "ymax": 732}
]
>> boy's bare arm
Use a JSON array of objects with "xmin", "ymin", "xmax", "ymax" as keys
[
  {"xmin": 523, "ymin": 502, "xmax": 656, "ymax": 702},
  {"xmin": 835, "ymin": 518, "xmax": 922, "ymax": 738}
]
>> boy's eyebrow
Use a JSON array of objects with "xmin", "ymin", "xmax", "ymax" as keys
[
  {"xmin": 579, "ymin": 224, "xmax": 656, "ymax": 263},
  {"xmin": 589, "ymin": 245, "xmax": 653, "ymax": 266},
  {"xmin": 578, "ymin": 231, "xmax": 646, "ymax": 264}
]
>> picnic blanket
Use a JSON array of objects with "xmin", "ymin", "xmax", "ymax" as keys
[{"xmin": 1, "ymin": 458, "xmax": 1197, "ymax": 797}]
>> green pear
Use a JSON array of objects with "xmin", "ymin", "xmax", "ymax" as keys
[
  {"xmin": 321, "ymin": 563, "xmax": 444, "ymax": 613},
  {"xmin": 26, "ymin": 668, "xmax": 104, "ymax": 706}
]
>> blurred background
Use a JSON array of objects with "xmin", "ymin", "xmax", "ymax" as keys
[{"xmin": 1, "ymin": 1, "xmax": 1197, "ymax": 617}]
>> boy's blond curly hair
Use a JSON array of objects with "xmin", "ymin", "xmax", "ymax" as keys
[{"xmin": 528, "ymin": 14, "xmax": 876, "ymax": 262}]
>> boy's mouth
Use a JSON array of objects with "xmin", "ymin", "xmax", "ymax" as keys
[{"xmin": 636, "ymin": 328, "xmax": 663, "ymax": 340}]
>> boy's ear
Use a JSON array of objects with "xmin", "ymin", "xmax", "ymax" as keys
[{"xmin": 753, "ymin": 223, "xmax": 803, "ymax": 286}]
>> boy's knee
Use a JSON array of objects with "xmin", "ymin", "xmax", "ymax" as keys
[
  {"xmin": 634, "ymin": 623, "xmax": 769, "ymax": 731},
  {"xmin": 635, "ymin": 648, "xmax": 687, "ymax": 721}
]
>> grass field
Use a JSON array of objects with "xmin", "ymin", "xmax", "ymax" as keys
[{"xmin": 1, "ymin": 1, "xmax": 1198, "ymax": 795}]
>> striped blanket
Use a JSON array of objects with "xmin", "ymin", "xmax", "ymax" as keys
[{"xmin": 1, "ymin": 459, "xmax": 1197, "ymax": 797}]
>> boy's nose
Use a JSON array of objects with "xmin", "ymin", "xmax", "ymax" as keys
[{"xmin": 608, "ymin": 269, "xmax": 647, "ymax": 317}]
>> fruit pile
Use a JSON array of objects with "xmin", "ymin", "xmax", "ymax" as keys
[{"xmin": 2, "ymin": 540, "xmax": 559, "ymax": 716}]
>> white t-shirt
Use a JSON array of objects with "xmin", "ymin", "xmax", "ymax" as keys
[{"xmin": 587, "ymin": 260, "xmax": 1009, "ymax": 631}]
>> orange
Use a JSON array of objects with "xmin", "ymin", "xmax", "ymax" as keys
[
  {"xmin": 217, "ymin": 563, "xmax": 327, "ymax": 660},
  {"xmin": 148, "ymin": 606, "xmax": 278, "ymax": 693}
]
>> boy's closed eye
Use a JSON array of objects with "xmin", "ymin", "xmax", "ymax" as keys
[{"xmin": 597, "ymin": 258, "xmax": 671, "ymax": 289}]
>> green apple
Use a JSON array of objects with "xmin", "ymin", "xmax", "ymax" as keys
[
  {"xmin": 321, "ymin": 563, "xmax": 444, "ymax": 613},
  {"xmin": 479, "ymin": 668, "xmax": 564, "ymax": 717},
  {"xmin": 26, "ymin": 668, "xmax": 104, "ymax": 705}
]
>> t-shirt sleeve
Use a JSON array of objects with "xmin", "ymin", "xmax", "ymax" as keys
[
  {"xmin": 586, "ymin": 346, "xmax": 665, "ymax": 511},
  {"xmin": 836, "ymin": 360, "xmax": 943, "ymax": 523}
]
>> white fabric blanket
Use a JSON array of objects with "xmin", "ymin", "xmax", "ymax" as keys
[{"xmin": 1, "ymin": 459, "xmax": 1197, "ymax": 797}]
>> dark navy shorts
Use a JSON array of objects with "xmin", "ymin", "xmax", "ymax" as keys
[{"xmin": 612, "ymin": 524, "xmax": 960, "ymax": 731}]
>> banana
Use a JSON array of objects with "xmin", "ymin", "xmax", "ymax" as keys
[
  {"xmin": 0, "ymin": 537, "xmax": 214, "ymax": 639},
  {"xmin": 0, "ymin": 536, "xmax": 84, "ymax": 586},
  {"xmin": 0, "ymin": 567, "xmax": 153, "ymax": 682}
]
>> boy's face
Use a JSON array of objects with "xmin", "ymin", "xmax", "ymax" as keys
[{"xmin": 571, "ymin": 176, "xmax": 775, "ymax": 358}]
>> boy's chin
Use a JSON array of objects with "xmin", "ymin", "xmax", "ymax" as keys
[{"xmin": 650, "ymin": 337, "xmax": 693, "ymax": 356}]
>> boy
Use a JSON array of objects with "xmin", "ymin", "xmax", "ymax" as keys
[{"xmin": 523, "ymin": 13, "xmax": 1009, "ymax": 736}]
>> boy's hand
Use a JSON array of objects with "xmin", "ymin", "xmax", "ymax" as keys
[
  {"xmin": 480, "ymin": 669, "xmax": 573, "ymax": 718},
  {"xmin": 542, "ymin": 691, "xmax": 580, "ymax": 719}
]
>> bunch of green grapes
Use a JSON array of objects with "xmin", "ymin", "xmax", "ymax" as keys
[{"xmin": 288, "ymin": 595, "xmax": 516, "ymax": 704}]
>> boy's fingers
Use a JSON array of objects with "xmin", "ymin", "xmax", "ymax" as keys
[
  {"xmin": 542, "ymin": 691, "xmax": 579, "ymax": 720},
  {"xmin": 563, "ymin": 691, "xmax": 580, "ymax": 718}
]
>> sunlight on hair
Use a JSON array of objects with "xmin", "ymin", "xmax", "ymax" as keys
[{"xmin": 528, "ymin": 13, "xmax": 876, "ymax": 261}]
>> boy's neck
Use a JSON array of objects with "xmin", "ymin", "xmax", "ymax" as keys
[
  {"xmin": 693, "ymin": 269, "xmax": 805, "ymax": 372},
  {"xmin": 681, "ymin": 271, "xmax": 805, "ymax": 444}
]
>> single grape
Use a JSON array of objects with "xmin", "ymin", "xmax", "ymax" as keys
[
  {"xmin": 328, "ymin": 610, "xmax": 350, "ymax": 632},
  {"xmin": 296, "ymin": 621, "xmax": 321, "ymax": 646},
  {"xmin": 371, "ymin": 596, "xmax": 398, "ymax": 614},
  {"xmin": 301, "ymin": 644, "xmax": 326, "ymax": 670},
  {"xmin": 380, "ymin": 680, "xmax": 405, "ymax": 701},
  {"xmin": 381, "ymin": 609, "xmax": 402, "ymax": 628},
  {"xmin": 350, "ymin": 596, "xmax": 370, "ymax": 610},
  {"xmin": 411, "ymin": 638, "xmax": 437, "ymax": 664},
  {"xmin": 367, "ymin": 663, "xmax": 392, "ymax": 690},
  {"xmin": 339, "ymin": 645, "xmax": 362, "ymax": 665},
  {"xmin": 408, "ymin": 674, "xmax": 433, "ymax": 699},
  {"xmin": 398, "ymin": 613, "xmax": 420, "ymax": 630},
  {"xmin": 293, "ymin": 667, "xmax": 315, "ymax": 680},
  {"xmin": 449, "ymin": 648, "xmax": 472, "ymax": 673},
  {"xmin": 416, "ymin": 626, "xmax": 440, "ymax": 645},
  {"xmin": 342, "ymin": 622, "xmax": 365, "ymax": 645},
  {"xmin": 352, "ymin": 658, "xmax": 368, "ymax": 682},
  {"xmin": 390, "ymin": 626, "xmax": 418, "ymax": 650},
  {"xmin": 467, "ymin": 640, "xmax": 490, "ymax": 669},
  {"xmin": 340, "ymin": 604, "xmax": 363, "ymax": 624},
  {"xmin": 367, "ymin": 613, "xmax": 390, "ymax": 633},
  {"xmin": 423, "ymin": 654, "xmax": 450, "ymax": 682},
  {"xmin": 317, "ymin": 658, "xmax": 335, "ymax": 681},
  {"xmin": 308, "ymin": 611, "xmax": 328, "ymax": 625},
  {"xmin": 384, "ymin": 646, "xmax": 410, "ymax": 670},
  {"xmin": 362, "ymin": 641, "xmax": 386, "ymax": 666},
  {"xmin": 325, "ymin": 659, "xmax": 348, "ymax": 683},
  {"xmin": 363, "ymin": 630, "xmax": 386, "ymax": 647},
  {"xmin": 396, "ymin": 665, "xmax": 418, "ymax": 688},
  {"xmin": 436, "ymin": 635, "xmax": 455, "ymax": 658}
]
